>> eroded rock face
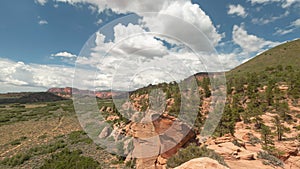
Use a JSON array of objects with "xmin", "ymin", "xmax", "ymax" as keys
[
  {"xmin": 127, "ymin": 114, "xmax": 196, "ymax": 169},
  {"xmin": 174, "ymin": 157, "xmax": 230, "ymax": 169}
]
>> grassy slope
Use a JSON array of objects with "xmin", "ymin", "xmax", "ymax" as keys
[{"xmin": 227, "ymin": 39, "xmax": 300, "ymax": 78}]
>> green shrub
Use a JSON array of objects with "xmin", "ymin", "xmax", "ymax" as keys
[
  {"xmin": 39, "ymin": 149, "xmax": 100, "ymax": 169},
  {"xmin": 257, "ymin": 151, "xmax": 283, "ymax": 167},
  {"xmin": 244, "ymin": 133, "xmax": 261, "ymax": 145},
  {"xmin": 29, "ymin": 140, "xmax": 66, "ymax": 155},
  {"xmin": 167, "ymin": 144, "xmax": 227, "ymax": 168},
  {"xmin": 1, "ymin": 153, "xmax": 31, "ymax": 166},
  {"xmin": 262, "ymin": 146, "xmax": 285, "ymax": 158},
  {"xmin": 68, "ymin": 130, "xmax": 93, "ymax": 144}
]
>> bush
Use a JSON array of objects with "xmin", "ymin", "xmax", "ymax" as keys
[
  {"xmin": 68, "ymin": 130, "xmax": 93, "ymax": 144},
  {"xmin": 244, "ymin": 133, "xmax": 261, "ymax": 145},
  {"xmin": 40, "ymin": 149, "xmax": 100, "ymax": 169},
  {"xmin": 167, "ymin": 144, "xmax": 227, "ymax": 168},
  {"xmin": 257, "ymin": 151, "xmax": 283, "ymax": 167},
  {"xmin": 262, "ymin": 146, "xmax": 285, "ymax": 158},
  {"xmin": 29, "ymin": 140, "xmax": 66, "ymax": 155},
  {"xmin": 1, "ymin": 153, "xmax": 31, "ymax": 166}
]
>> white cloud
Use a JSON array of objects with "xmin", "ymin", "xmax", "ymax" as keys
[
  {"xmin": 274, "ymin": 28, "xmax": 294, "ymax": 35},
  {"xmin": 51, "ymin": 51, "xmax": 77, "ymax": 58},
  {"xmin": 35, "ymin": 0, "xmax": 48, "ymax": 6},
  {"xmin": 232, "ymin": 25, "xmax": 280, "ymax": 53},
  {"xmin": 75, "ymin": 19, "xmax": 225, "ymax": 90},
  {"xmin": 292, "ymin": 18, "xmax": 300, "ymax": 27},
  {"xmin": 227, "ymin": 4, "xmax": 247, "ymax": 18},
  {"xmin": 95, "ymin": 18, "xmax": 103, "ymax": 25},
  {"xmin": 38, "ymin": 20, "xmax": 48, "ymax": 25},
  {"xmin": 55, "ymin": 0, "xmax": 223, "ymax": 47},
  {"xmin": 143, "ymin": 1, "xmax": 223, "ymax": 47},
  {"xmin": 55, "ymin": 0, "xmax": 177, "ymax": 14},
  {"xmin": 274, "ymin": 18, "xmax": 300, "ymax": 35},
  {"xmin": 282, "ymin": 0, "xmax": 297, "ymax": 8},
  {"xmin": 249, "ymin": 0, "xmax": 281, "ymax": 4},
  {"xmin": 249, "ymin": 0, "xmax": 299, "ymax": 8},
  {"xmin": 0, "ymin": 57, "xmax": 101, "ymax": 92},
  {"xmin": 88, "ymin": 5, "xmax": 97, "ymax": 13},
  {"xmin": 47, "ymin": 0, "xmax": 227, "ymax": 91},
  {"xmin": 251, "ymin": 11, "xmax": 289, "ymax": 25}
]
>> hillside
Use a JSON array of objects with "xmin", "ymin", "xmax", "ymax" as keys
[{"xmin": 227, "ymin": 39, "xmax": 300, "ymax": 78}]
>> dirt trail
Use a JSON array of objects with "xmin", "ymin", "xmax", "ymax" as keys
[
  {"xmin": 52, "ymin": 116, "xmax": 64, "ymax": 132},
  {"xmin": 0, "ymin": 144, "xmax": 22, "ymax": 157}
]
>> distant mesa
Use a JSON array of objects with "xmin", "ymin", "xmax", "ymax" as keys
[{"xmin": 47, "ymin": 87, "xmax": 120, "ymax": 99}]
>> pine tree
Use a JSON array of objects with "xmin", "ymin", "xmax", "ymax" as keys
[
  {"xmin": 266, "ymin": 80, "xmax": 274, "ymax": 106},
  {"xmin": 260, "ymin": 124, "xmax": 272, "ymax": 146},
  {"xmin": 273, "ymin": 116, "xmax": 284, "ymax": 141}
]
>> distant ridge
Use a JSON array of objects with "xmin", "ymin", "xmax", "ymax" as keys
[
  {"xmin": 47, "ymin": 87, "xmax": 121, "ymax": 99},
  {"xmin": 0, "ymin": 92, "xmax": 66, "ymax": 104}
]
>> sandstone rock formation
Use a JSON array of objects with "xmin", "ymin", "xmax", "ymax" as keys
[
  {"xmin": 127, "ymin": 113, "xmax": 196, "ymax": 169},
  {"xmin": 174, "ymin": 157, "xmax": 229, "ymax": 169}
]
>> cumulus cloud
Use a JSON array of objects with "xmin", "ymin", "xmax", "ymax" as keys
[
  {"xmin": 232, "ymin": 25, "xmax": 280, "ymax": 53},
  {"xmin": 95, "ymin": 18, "xmax": 103, "ymax": 25},
  {"xmin": 55, "ymin": 0, "xmax": 177, "ymax": 14},
  {"xmin": 292, "ymin": 18, "xmax": 300, "ymax": 27},
  {"xmin": 38, "ymin": 20, "xmax": 48, "ymax": 25},
  {"xmin": 54, "ymin": 0, "xmax": 223, "ymax": 47},
  {"xmin": 41, "ymin": 0, "xmax": 225, "ymax": 91},
  {"xmin": 228, "ymin": 4, "xmax": 247, "ymax": 18},
  {"xmin": 35, "ymin": 0, "xmax": 48, "ymax": 6},
  {"xmin": 0, "ymin": 57, "xmax": 100, "ymax": 92},
  {"xmin": 51, "ymin": 51, "xmax": 77, "ymax": 58},
  {"xmin": 74, "ymin": 19, "xmax": 224, "ymax": 90}
]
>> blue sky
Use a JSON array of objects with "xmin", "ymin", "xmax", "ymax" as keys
[{"xmin": 0, "ymin": 0, "xmax": 299, "ymax": 92}]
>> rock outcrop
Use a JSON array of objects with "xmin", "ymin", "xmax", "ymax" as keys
[
  {"xmin": 127, "ymin": 114, "xmax": 196, "ymax": 169},
  {"xmin": 174, "ymin": 157, "xmax": 229, "ymax": 169}
]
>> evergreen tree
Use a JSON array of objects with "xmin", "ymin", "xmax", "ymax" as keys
[
  {"xmin": 260, "ymin": 124, "xmax": 272, "ymax": 146},
  {"xmin": 273, "ymin": 116, "xmax": 284, "ymax": 141},
  {"xmin": 266, "ymin": 80, "xmax": 274, "ymax": 106}
]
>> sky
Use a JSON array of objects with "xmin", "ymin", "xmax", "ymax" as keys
[{"xmin": 0, "ymin": 0, "xmax": 299, "ymax": 92}]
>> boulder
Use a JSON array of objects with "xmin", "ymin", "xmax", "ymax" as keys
[
  {"xmin": 98, "ymin": 126, "xmax": 112, "ymax": 139},
  {"xmin": 237, "ymin": 153, "xmax": 256, "ymax": 160},
  {"xmin": 174, "ymin": 157, "xmax": 229, "ymax": 169}
]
